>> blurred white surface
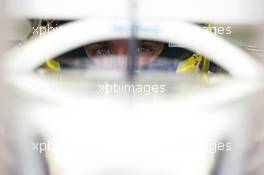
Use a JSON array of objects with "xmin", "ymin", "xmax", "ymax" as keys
[{"xmin": 6, "ymin": 0, "xmax": 264, "ymax": 23}]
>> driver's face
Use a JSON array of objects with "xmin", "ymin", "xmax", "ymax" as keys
[{"xmin": 84, "ymin": 39, "xmax": 164, "ymax": 66}]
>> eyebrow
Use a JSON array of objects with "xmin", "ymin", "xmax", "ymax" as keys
[
  {"xmin": 85, "ymin": 42, "xmax": 110, "ymax": 50},
  {"xmin": 87, "ymin": 40, "xmax": 163, "ymax": 49}
]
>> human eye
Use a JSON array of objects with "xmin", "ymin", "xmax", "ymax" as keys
[
  {"xmin": 137, "ymin": 44, "xmax": 153, "ymax": 53},
  {"xmin": 95, "ymin": 45, "xmax": 112, "ymax": 55}
]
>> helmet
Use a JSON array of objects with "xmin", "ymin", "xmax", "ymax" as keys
[{"xmin": 31, "ymin": 20, "xmax": 224, "ymax": 80}]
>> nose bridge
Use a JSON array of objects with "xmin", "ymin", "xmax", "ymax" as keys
[{"xmin": 115, "ymin": 40, "xmax": 128, "ymax": 56}]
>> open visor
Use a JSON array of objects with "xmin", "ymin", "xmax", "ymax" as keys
[{"xmin": 41, "ymin": 39, "xmax": 196, "ymax": 71}]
